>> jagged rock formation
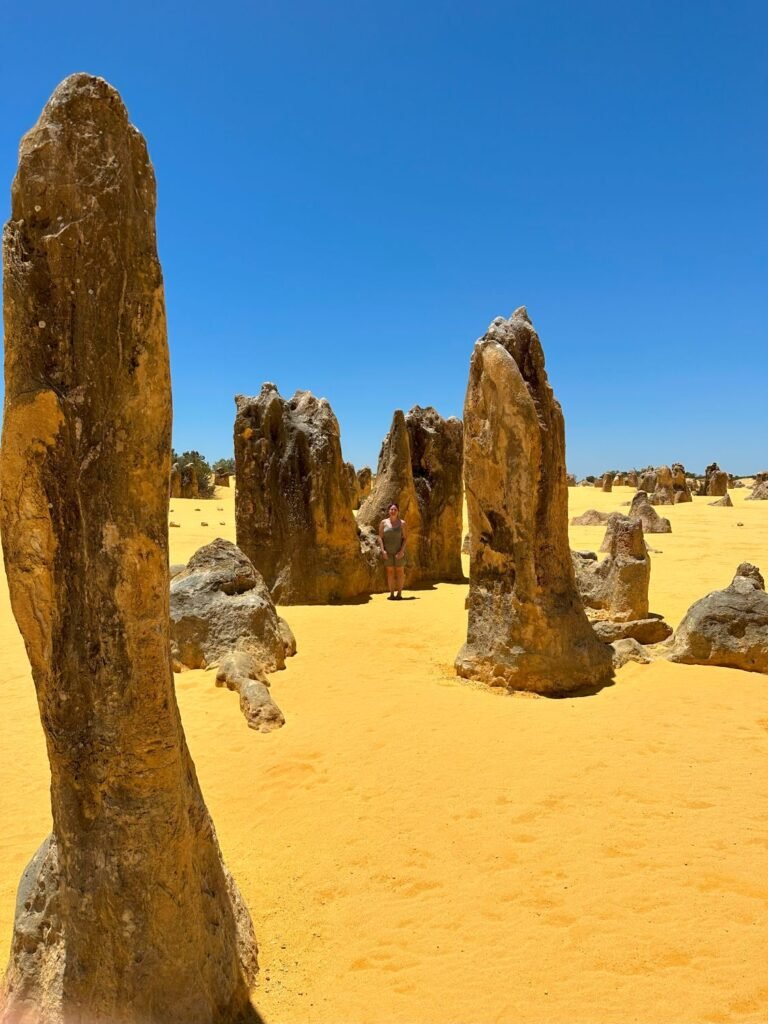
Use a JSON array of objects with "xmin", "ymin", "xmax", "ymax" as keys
[
  {"xmin": 170, "ymin": 462, "xmax": 182, "ymax": 498},
  {"xmin": 0, "ymin": 74, "xmax": 258, "ymax": 1024},
  {"xmin": 170, "ymin": 539, "xmax": 295, "ymax": 731},
  {"xmin": 667, "ymin": 564, "xmax": 768, "ymax": 673},
  {"xmin": 181, "ymin": 463, "xmax": 199, "ymax": 498},
  {"xmin": 572, "ymin": 515, "xmax": 672, "ymax": 644},
  {"xmin": 345, "ymin": 462, "xmax": 362, "ymax": 509},
  {"xmin": 566, "ymin": 473, "xmax": 577, "ymax": 486},
  {"xmin": 601, "ymin": 473, "xmax": 613, "ymax": 492},
  {"xmin": 356, "ymin": 466, "xmax": 372, "ymax": 503},
  {"xmin": 628, "ymin": 491, "xmax": 672, "ymax": 533},
  {"xmin": 704, "ymin": 463, "xmax": 728, "ymax": 496},
  {"xmin": 709, "ymin": 493, "xmax": 733, "ymax": 507},
  {"xmin": 357, "ymin": 405, "xmax": 464, "ymax": 584},
  {"xmin": 455, "ymin": 309, "xmax": 613, "ymax": 692},
  {"xmin": 648, "ymin": 464, "xmax": 692, "ymax": 505},
  {"xmin": 234, "ymin": 385, "xmax": 374, "ymax": 603},
  {"xmin": 747, "ymin": 480, "xmax": 768, "ymax": 501},
  {"xmin": 570, "ymin": 509, "xmax": 612, "ymax": 527}
]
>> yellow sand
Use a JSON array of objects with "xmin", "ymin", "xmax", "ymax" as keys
[{"xmin": 1, "ymin": 485, "xmax": 767, "ymax": 1023}]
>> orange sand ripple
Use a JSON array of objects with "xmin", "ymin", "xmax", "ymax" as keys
[{"xmin": 1, "ymin": 484, "xmax": 767, "ymax": 1023}]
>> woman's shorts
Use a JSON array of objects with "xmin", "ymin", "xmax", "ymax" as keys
[{"xmin": 383, "ymin": 552, "xmax": 407, "ymax": 568}]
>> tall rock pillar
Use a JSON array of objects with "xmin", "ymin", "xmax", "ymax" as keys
[
  {"xmin": 456, "ymin": 309, "xmax": 613, "ymax": 693},
  {"xmin": 0, "ymin": 75, "xmax": 259, "ymax": 1023}
]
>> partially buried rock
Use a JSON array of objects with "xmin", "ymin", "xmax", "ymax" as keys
[
  {"xmin": 570, "ymin": 508, "xmax": 612, "ymax": 527},
  {"xmin": 628, "ymin": 491, "xmax": 672, "ymax": 533},
  {"xmin": 611, "ymin": 637, "xmax": 652, "ymax": 669},
  {"xmin": 709, "ymin": 493, "xmax": 733, "ymax": 507},
  {"xmin": 234, "ymin": 384, "xmax": 373, "ymax": 603},
  {"xmin": 171, "ymin": 539, "xmax": 295, "ymax": 730},
  {"xmin": 456, "ymin": 308, "xmax": 613, "ymax": 693},
  {"xmin": 0, "ymin": 74, "xmax": 257, "ymax": 1022},
  {"xmin": 667, "ymin": 564, "xmax": 768, "ymax": 673},
  {"xmin": 572, "ymin": 515, "xmax": 672, "ymax": 645},
  {"xmin": 747, "ymin": 480, "xmax": 768, "ymax": 501}
]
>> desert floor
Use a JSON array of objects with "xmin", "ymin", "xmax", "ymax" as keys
[{"xmin": 1, "ymin": 485, "xmax": 767, "ymax": 1023}]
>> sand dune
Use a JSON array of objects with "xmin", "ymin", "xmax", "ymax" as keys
[{"xmin": 1, "ymin": 485, "xmax": 766, "ymax": 1023}]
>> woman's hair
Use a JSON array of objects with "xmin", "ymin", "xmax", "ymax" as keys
[{"xmin": 388, "ymin": 502, "xmax": 399, "ymax": 512}]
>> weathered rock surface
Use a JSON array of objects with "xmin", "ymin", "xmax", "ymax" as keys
[
  {"xmin": 747, "ymin": 481, "xmax": 768, "ymax": 501},
  {"xmin": 234, "ymin": 384, "xmax": 374, "ymax": 603},
  {"xmin": 704, "ymin": 462, "xmax": 728, "ymax": 497},
  {"xmin": 601, "ymin": 473, "xmax": 613, "ymax": 492},
  {"xmin": 0, "ymin": 74, "xmax": 258, "ymax": 1023},
  {"xmin": 627, "ymin": 471, "xmax": 639, "ymax": 488},
  {"xmin": 456, "ymin": 309, "xmax": 613, "ymax": 693},
  {"xmin": 709, "ymin": 493, "xmax": 733, "ymax": 507},
  {"xmin": 667, "ymin": 564, "xmax": 768, "ymax": 673},
  {"xmin": 170, "ymin": 539, "xmax": 295, "ymax": 730},
  {"xmin": 570, "ymin": 509, "xmax": 612, "ymax": 527},
  {"xmin": 573, "ymin": 516, "xmax": 672, "ymax": 645},
  {"xmin": 356, "ymin": 466, "xmax": 372, "ymax": 503},
  {"xmin": 649, "ymin": 464, "xmax": 692, "ymax": 505},
  {"xmin": 628, "ymin": 491, "xmax": 672, "ymax": 533},
  {"xmin": 357, "ymin": 406, "xmax": 464, "ymax": 584},
  {"xmin": 611, "ymin": 637, "xmax": 652, "ymax": 668},
  {"xmin": 566, "ymin": 473, "xmax": 577, "ymax": 486},
  {"xmin": 170, "ymin": 461, "xmax": 182, "ymax": 498},
  {"xmin": 345, "ymin": 461, "xmax": 362, "ymax": 509},
  {"xmin": 214, "ymin": 471, "xmax": 231, "ymax": 488}
]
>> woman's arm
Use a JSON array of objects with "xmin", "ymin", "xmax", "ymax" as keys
[{"xmin": 378, "ymin": 520, "xmax": 387, "ymax": 554}]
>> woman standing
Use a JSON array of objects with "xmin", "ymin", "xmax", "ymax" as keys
[{"xmin": 379, "ymin": 502, "xmax": 407, "ymax": 600}]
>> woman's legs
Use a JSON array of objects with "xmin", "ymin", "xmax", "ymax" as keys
[
  {"xmin": 386, "ymin": 565, "xmax": 395, "ymax": 597},
  {"xmin": 394, "ymin": 565, "xmax": 405, "ymax": 597}
]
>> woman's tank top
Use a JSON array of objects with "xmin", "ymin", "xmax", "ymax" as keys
[{"xmin": 382, "ymin": 518, "xmax": 403, "ymax": 554}]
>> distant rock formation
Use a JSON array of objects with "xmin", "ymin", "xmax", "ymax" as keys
[
  {"xmin": 601, "ymin": 472, "xmax": 613, "ymax": 492},
  {"xmin": 181, "ymin": 462, "xmax": 199, "ymax": 498},
  {"xmin": 214, "ymin": 470, "xmax": 231, "ymax": 488},
  {"xmin": 566, "ymin": 473, "xmax": 577, "ymax": 486},
  {"xmin": 703, "ymin": 463, "xmax": 728, "ymax": 497},
  {"xmin": 626, "ymin": 471, "xmax": 639, "ymax": 488},
  {"xmin": 573, "ymin": 515, "xmax": 672, "ymax": 644},
  {"xmin": 0, "ymin": 73, "xmax": 258, "ymax": 1023},
  {"xmin": 647, "ymin": 464, "xmax": 692, "ymax": 505},
  {"xmin": 570, "ymin": 509, "xmax": 612, "ymax": 527},
  {"xmin": 747, "ymin": 480, "xmax": 768, "ymax": 501},
  {"xmin": 170, "ymin": 539, "xmax": 295, "ymax": 730},
  {"xmin": 628, "ymin": 491, "xmax": 672, "ymax": 533},
  {"xmin": 667, "ymin": 564, "xmax": 768, "ymax": 673},
  {"xmin": 234, "ymin": 385, "xmax": 374, "ymax": 603},
  {"xmin": 345, "ymin": 461, "xmax": 362, "ymax": 509},
  {"xmin": 356, "ymin": 466, "xmax": 372, "ymax": 503},
  {"xmin": 170, "ymin": 461, "xmax": 182, "ymax": 497},
  {"xmin": 357, "ymin": 405, "xmax": 464, "ymax": 585},
  {"xmin": 455, "ymin": 309, "xmax": 613, "ymax": 693}
]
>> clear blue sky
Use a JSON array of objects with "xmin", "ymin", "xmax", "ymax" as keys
[{"xmin": 1, "ymin": 1, "xmax": 766, "ymax": 476}]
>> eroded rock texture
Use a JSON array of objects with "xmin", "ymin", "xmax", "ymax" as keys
[
  {"xmin": 709, "ymin": 493, "xmax": 733, "ymax": 508},
  {"xmin": 570, "ymin": 509, "xmax": 611, "ymax": 527},
  {"xmin": 628, "ymin": 491, "xmax": 672, "ymax": 533},
  {"xmin": 170, "ymin": 461, "xmax": 182, "ymax": 497},
  {"xmin": 649, "ymin": 464, "xmax": 692, "ymax": 505},
  {"xmin": 356, "ymin": 466, "xmax": 372, "ymax": 503},
  {"xmin": 747, "ymin": 480, "xmax": 768, "ymax": 501},
  {"xmin": 170, "ymin": 539, "xmax": 295, "ymax": 731},
  {"xmin": 455, "ymin": 309, "xmax": 613, "ymax": 692},
  {"xmin": 601, "ymin": 473, "xmax": 613, "ymax": 492},
  {"xmin": 0, "ymin": 75, "xmax": 259, "ymax": 1024},
  {"xmin": 357, "ymin": 406, "xmax": 464, "ymax": 584},
  {"xmin": 667, "ymin": 564, "xmax": 768, "ymax": 673},
  {"xmin": 234, "ymin": 384, "xmax": 373, "ymax": 603},
  {"xmin": 573, "ymin": 515, "xmax": 671, "ymax": 644},
  {"xmin": 180, "ymin": 462, "xmax": 199, "ymax": 498},
  {"xmin": 345, "ymin": 461, "xmax": 362, "ymax": 509}
]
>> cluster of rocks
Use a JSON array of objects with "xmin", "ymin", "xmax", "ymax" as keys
[
  {"xmin": 455, "ymin": 309, "xmax": 613, "ymax": 693},
  {"xmin": 170, "ymin": 539, "xmax": 296, "ymax": 730},
  {"xmin": 572, "ymin": 515, "xmax": 672, "ymax": 645},
  {"xmin": 0, "ymin": 74, "xmax": 257, "ymax": 1022},
  {"xmin": 234, "ymin": 387, "xmax": 464, "ymax": 601},
  {"xmin": 637, "ymin": 464, "xmax": 693, "ymax": 505},
  {"xmin": 357, "ymin": 405, "xmax": 465, "ymax": 586},
  {"xmin": 747, "ymin": 472, "xmax": 768, "ymax": 501}
]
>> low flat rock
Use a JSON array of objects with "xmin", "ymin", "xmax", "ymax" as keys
[{"xmin": 570, "ymin": 509, "xmax": 611, "ymax": 527}]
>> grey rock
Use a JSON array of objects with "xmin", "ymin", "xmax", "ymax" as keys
[
  {"xmin": 611, "ymin": 637, "xmax": 652, "ymax": 668},
  {"xmin": 667, "ymin": 563, "xmax": 768, "ymax": 673}
]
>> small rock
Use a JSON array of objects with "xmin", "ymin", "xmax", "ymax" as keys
[{"xmin": 170, "ymin": 521, "xmax": 181, "ymax": 528}]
